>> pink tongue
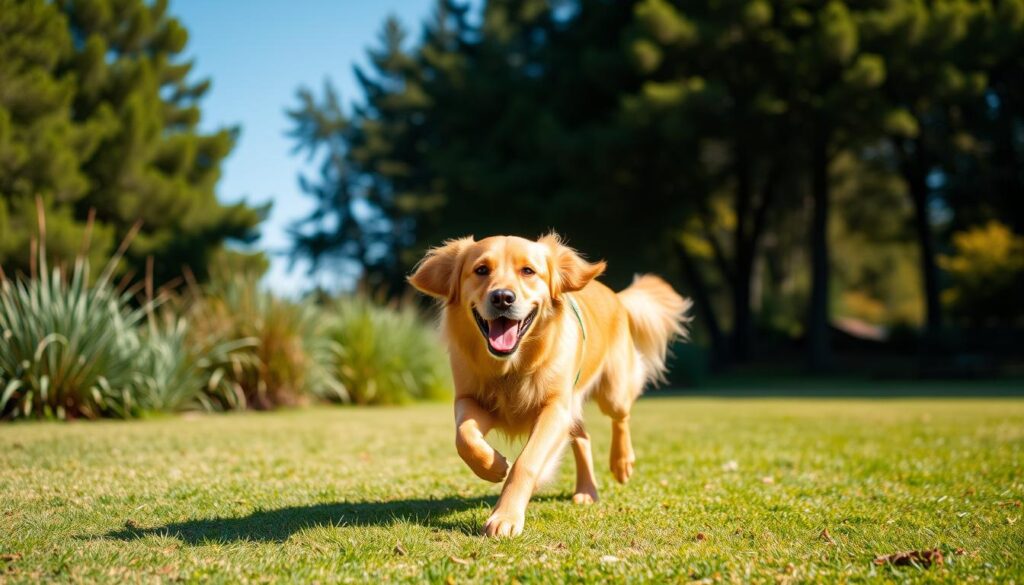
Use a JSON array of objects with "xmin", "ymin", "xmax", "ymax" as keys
[{"xmin": 488, "ymin": 318, "xmax": 520, "ymax": 352}]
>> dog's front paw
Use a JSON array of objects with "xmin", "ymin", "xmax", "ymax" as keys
[
  {"xmin": 483, "ymin": 509, "xmax": 524, "ymax": 538},
  {"xmin": 475, "ymin": 449, "xmax": 509, "ymax": 483},
  {"xmin": 458, "ymin": 438, "xmax": 509, "ymax": 483}
]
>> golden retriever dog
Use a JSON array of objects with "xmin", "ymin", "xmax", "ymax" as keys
[{"xmin": 409, "ymin": 234, "xmax": 690, "ymax": 537}]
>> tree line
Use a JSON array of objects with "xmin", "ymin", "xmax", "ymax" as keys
[
  {"xmin": 3, "ymin": 1, "xmax": 1021, "ymax": 372},
  {"xmin": 289, "ymin": 0, "xmax": 1024, "ymax": 370}
]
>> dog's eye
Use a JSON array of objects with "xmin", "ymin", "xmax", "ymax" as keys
[
  {"xmin": 474, "ymin": 265, "xmax": 490, "ymax": 276},
  {"xmin": 521, "ymin": 267, "xmax": 535, "ymax": 276}
]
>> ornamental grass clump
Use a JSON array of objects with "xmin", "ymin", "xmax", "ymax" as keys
[
  {"xmin": 187, "ymin": 275, "xmax": 345, "ymax": 409},
  {"xmin": 0, "ymin": 206, "xmax": 256, "ymax": 420},
  {"xmin": 324, "ymin": 295, "xmax": 451, "ymax": 405},
  {"xmin": 0, "ymin": 237, "xmax": 146, "ymax": 419},
  {"xmin": 131, "ymin": 311, "xmax": 258, "ymax": 414}
]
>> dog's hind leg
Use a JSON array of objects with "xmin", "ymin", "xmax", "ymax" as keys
[
  {"xmin": 594, "ymin": 351, "xmax": 644, "ymax": 484},
  {"xmin": 608, "ymin": 415, "xmax": 635, "ymax": 484},
  {"xmin": 594, "ymin": 392, "xmax": 637, "ymax": 484},
  {"xmin": 570, "ymin": 422, "xmax": 599, "ymax": 504}
]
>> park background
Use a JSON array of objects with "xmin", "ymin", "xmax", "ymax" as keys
[{"xmin": 0, "ymin": 0, "xmax": 1022, "ymax": 582}]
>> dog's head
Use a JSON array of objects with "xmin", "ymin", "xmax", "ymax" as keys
[{"xmin": 409, "ymin": 234, "xmax": 606, "ymax": 358}]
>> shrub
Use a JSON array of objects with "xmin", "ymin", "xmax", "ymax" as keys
[
  {"xmin": 940, "ymin": 221, "xmax": 1024, "ymax": 326},
  {"xmin": 324, "ymin": 295, "xmax": 451, "ymax": 405},
  {"xmin": 187, "ymin": 276, "xmax": 344, "ymax": 409},
  {"xmin": 0, "ymin": 255, "xmax": 146, "ymax": 419},
  {"xmin": 131, "ymin": 312, "xmax": 257, "ymax": 414}
]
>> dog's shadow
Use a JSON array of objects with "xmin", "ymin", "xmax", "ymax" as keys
[{"xmin": 102, "ymin": 494, "xmax": 565, "ymax": 544}]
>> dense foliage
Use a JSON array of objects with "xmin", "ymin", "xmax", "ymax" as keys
[
  {"xmin": 290, "ymin": 0, "xmax": 1024, "ymax": 370},
  {"xmin": 0, "ymin": 0, "xmax": 266, "ymax": 286},
  {"xmin": 0, "ymin": 234, "xmax": 450, "ymax": 420}
]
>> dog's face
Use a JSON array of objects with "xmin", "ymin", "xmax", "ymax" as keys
[{"xmin": 409, "ymin": 234, "xmax": 605, "ymax": 358}]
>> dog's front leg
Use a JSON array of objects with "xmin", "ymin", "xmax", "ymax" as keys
[
  {"xmin": 484, "ymin": 402, "xmax": 571, "ymax": 537},
  {"xmin": 454, "ymin": 396, "xmax": 508, "ymax": 483}
]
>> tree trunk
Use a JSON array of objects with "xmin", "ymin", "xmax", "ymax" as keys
[
  {"xmin": 675, "ymin": 240, "xmax": 728, "ymax": 369},
  {"xmin": 901, "ymin": 144, "xmax": 943, "ymax": 342},
  {"xmin": 807, "ymin": 127, "xmax": 832, "ymax": 372},
  {"xmin": 732, "ymin": 142, "xmax": 754, "ymax": 363}
]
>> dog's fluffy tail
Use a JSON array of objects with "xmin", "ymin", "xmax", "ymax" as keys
[{"xmin": 617, "ymin": 275, "xmax": 692, "ymax": 385}]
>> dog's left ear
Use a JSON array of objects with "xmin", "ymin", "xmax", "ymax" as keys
[
  {"xmin": 539, "ymin": 233, "xmax": 606, "ymax": 298},
  {"xmin": 408, "ymin": 237, "xmax": 474, "ymax": 303}
]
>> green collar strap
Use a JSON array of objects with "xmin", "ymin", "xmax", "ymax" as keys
[{"xmin": 566, "ymin": 294, "xmax": 586, "ymax": 387}]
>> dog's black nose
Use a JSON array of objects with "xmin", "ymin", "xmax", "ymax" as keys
[{"xmin": 489, "ymin": 289, "xmax": 516, "ymax": 310}]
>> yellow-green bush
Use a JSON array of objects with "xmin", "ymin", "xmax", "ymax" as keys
[{"xmin": 940, "ymin": 221, "xmax": 1024, "ymax": 326}]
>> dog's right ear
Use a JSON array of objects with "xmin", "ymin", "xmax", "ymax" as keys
[{"xmin": 408, "ymin": 237, "xmax": 474, "ymax": 303}]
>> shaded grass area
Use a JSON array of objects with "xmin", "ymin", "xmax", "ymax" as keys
[
  {"xmin": 688, "ymin": 374, "xmax": 1024, "ymax": 397},
  {"xmin": 1, "ymin": 397, "xmax": 1022, "ymax": 583}
]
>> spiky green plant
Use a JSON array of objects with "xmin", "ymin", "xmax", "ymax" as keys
[
  {"xmin": 0, "ymin": 254, "xmax": 146, "ymax": 419},
  {"xmin": 324, "ymin": 295, "xmax": 451, "ymax": 405},
  {"xmin": 130, "ymin": 312, "xmax": 258, "ymax": 414},
  {"xmin": 188, "ymin": 275, "xmax": 344, "ymax": 409}
]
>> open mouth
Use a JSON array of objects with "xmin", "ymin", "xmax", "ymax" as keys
[{"xmin": 472, "ymin": 307, "xmax": 538, "ymax": 357}]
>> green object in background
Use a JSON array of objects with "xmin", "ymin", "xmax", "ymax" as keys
[{"xmin": 0, "ymin": 0, "xmax": 266, "ymax": 287}]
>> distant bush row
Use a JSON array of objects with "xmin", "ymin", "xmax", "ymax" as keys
[{"xmin": 0, "ymin": 246, "xmax": 451, "ymax": 421}]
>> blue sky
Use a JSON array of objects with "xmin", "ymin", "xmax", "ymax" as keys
[{"xmin": 174, "ymin": 0, "xmax": 438, "ymax": 295}]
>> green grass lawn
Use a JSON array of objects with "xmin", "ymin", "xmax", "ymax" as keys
[{"xmin": 1, "ymin": 397, "xmax": 1022, "ymax": 583}]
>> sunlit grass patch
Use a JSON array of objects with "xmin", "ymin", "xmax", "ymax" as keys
[{"xmin": 1, "ymin": 397, "xmax": 1022, "ymax": 583}]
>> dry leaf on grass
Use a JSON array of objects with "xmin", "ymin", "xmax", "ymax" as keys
[
  {"xmin": 449, "ymin": 556, "xmax": 470, "ymax": 565},
  {"xmin": 820, "ymin": 528, "xmax": 835, "ymax": 544},
  {"xmin": 393, "ymin": 543, "xmax": 407, "ymax": 556},
  {"xmin": 544, "ymin": 542, "xmax": 567, "ymax": 552},
  {"xmin": 1, "ymin": 553, "xmax": 22, "ymax": 563},
  {"xmin": 873, "ymin": 549, "xmax": 944, "ymax": 567}
]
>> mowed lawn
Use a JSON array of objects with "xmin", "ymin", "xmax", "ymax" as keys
[{"xmin": 1, "ymin": 397, "xmax": 1022, "ymax": 583}]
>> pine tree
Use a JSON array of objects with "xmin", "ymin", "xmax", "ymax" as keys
[
  {"xmin": 860, "ymin": 1, "xmax": 991, "ymax": 343},
  {"xmin": 625, "ymin": 0, "xmax": 796, "ymax": 363},
  {"xmin": 778, "ymin": 1, "xmax": 893, "ymax": 371},
  {"xmin": 288, "ymin": 2, "xmax": 468, "ymax": 291},
  {"xmin": 0, "ymin": 0, "xmax": 265, "ymax": 285}
]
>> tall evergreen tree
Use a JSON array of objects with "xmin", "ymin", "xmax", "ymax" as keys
[
  {"xmin": 288, "ymin": 3, "xmax": 469, "ymax": 291},
  {"xmin": 779, "ymin": 2, "xmax": 892, "ymax": 370},
  {"xmin": 0, "ymin": 0, "xmax": 265, "ymax": 285},
  {"xmin": 625, "ymin": 0, "xmax": 797, "ymax": 363},
  {"xmin": 862, "ymin": 1, "xmax": 990, "ymax": 343}
]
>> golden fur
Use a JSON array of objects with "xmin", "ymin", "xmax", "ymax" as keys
[{"xmin": 409, "ymin": 233, "xmax": 690, "ymax": 537}]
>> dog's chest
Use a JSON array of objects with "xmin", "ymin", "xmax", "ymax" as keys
[{"xmin": 473, "ymin": 375, "xmax": 547, "ymax": 431}]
